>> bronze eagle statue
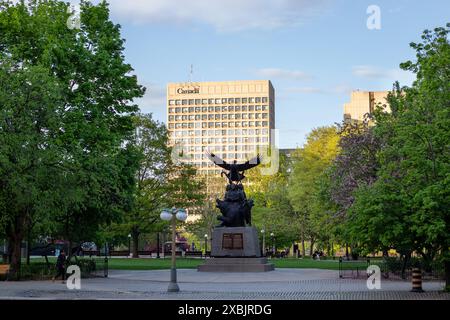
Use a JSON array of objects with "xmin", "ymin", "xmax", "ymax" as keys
[{"xmin": 206, "ymin": 151, "xmax": 262, "ymax": 184}]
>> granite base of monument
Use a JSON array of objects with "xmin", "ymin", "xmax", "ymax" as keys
[
  {"xmin": 211, "ymin": 226, "xmax": 261, "ymax": 257},
  {"xmin": 197, "ymin": 227, "xmax": 274, "ymax": 272}
]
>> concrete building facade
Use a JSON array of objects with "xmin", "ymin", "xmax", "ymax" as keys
[
  {"xmin": 344, "ymin": 91, "xmax": 390, "ymax": 122},
  {"xmin": 166, "ymin": 80, "xmax": 275, "ymax": 175}
]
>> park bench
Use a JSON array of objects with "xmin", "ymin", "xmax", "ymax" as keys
[
  {"xmin": 82, "ymin": 250, "xmax": 100, "ymax": 257},
  {"xmin": 185, "ymin": 251, "xmax": 203, "ymax": 258},
  {"xmin": 0, "ymin": 264, "xmax": 10, "ymax": 280},
  {"xmin": 338, "ymin": 257, "xmax": 371, "ymax": 279},
  {"xmin": 138, "ymin": 250, "xmax": 153, "ymax": 255},
  {"xmin": 110, "ymin": 250, "xmax": 130, "ymax": 256},
  {"xmin": 164, "ymin": 251, "xmax": 182, "ymax": 257}
]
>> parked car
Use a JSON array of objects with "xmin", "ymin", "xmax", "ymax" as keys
[
  {"xmin": 81, "ymin": 242, "xmax": 97, "ymax": 251},
  {"xmin": 30, "ymin": 244, "xmax": 56, "ymax": 256},
  {"xmin": 30, "ymin": 242, "xmax": 68, "ymax": 257}
]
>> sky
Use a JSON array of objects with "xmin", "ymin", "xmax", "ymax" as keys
[{"xmin": 82, "ymin": 0, "xmax": 449, "ymax": 148}]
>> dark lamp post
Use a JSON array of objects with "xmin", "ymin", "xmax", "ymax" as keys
[{"xmin": 160, "ymin": 207, "xmax": 188, "ymax": 293}]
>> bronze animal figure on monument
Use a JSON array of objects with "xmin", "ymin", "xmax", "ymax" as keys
[
  {"xmin": 206, "ymin": 151, "xmax": 262, "ymax": 227},
  {"xmin": 206, "ymin": 151, "xmax": 262, "ymax": 185}
]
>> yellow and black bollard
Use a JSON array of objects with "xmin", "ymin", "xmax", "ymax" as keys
[{"xmin": 411, "ymin": 268, "xmax": 424, "ymax": 292}]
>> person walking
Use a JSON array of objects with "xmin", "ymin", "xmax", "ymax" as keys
[{"xmin": 53, "ymin": 249, "xmax": 67, "ymax": 283}]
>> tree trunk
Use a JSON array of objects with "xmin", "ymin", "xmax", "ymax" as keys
[
  {"xmin": 401, "ymin": 253, "xmax": 410, "ymax": 280},
  {"xmin": 309, "ymin": 239, "xmax": 315, "ymax": 257},
  {"xmin": 162, "ymin": 232, "xmax": 166, "ymax": 257},
  {"xmin": 26, "ymin": 229, "xmax": 31, "ymax": 265},
  {"xmin": 345, "ymin": 243, "xmax": 349, "ymax": 260},
  {"xmin": 26, "ymin": 219, "xmax": 34, "ymax": 266},
  {"xmin": 6, "ymin": 214, "xmax": 26, "ymax": 280},
  {"xmin": 2, "ymin": 240, "xmax": 8, "ymax": 263},
  {"xmin": 132, "ymin": 233, "xmax": 139, "ymax": 258},
  {"xmin": 9, "ymin": 235, "xmax": 22, "ymax": 280},
  {"xmin": 156, "ymin": 232, "xmax": 160, "ymax": 258},
  {"xmin": 68, "ymin": 240, "xmax": 72, "ymax": 260},
  {"xmin": 445, "ymin": 260, "xmax": 450, "ymax": 291},
  {"xmin": 301, "ymin": 236, "xmax": 305, "ymax": 257}
]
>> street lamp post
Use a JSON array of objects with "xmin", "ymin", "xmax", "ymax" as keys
[
  {"xmin": 160, "ymin": 207, "xmax": 188, "ymax": 293},
  {"xmin": 127, "ymin": 234, "xmax": 131, "ymax": 257},
  {"xmin": 104, "ymin": 242, "xmax": 108, "ymax": 278},
  {"xmin": 270, "ymin": 232, "xmax": 275, "ymax": 256},
  {"xmin": 204, "ymin": 234, "xmax": 208, "ymax": 259},
  {"xmin": 261, "ymin": 229, "xmax": 266, "ymax": 256},
  {"xmin": 156, "ymin": 232, "xmax": 160, "ymax": 259}
]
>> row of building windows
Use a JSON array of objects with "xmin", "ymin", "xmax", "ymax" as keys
[
  {"xmin": 198, "ymin": 164, "xmax": 249, "ymax": 170},
  {"xmin": 179, "ymin": 152, "xmax": 259, "ymax": 161},
  {"xmin": 171, "ymin": 128, "xmax": 269, "ymax": 137},
  {"xmin": 176, "ymin": 144, "xmax": 264, "ymax": 153},
  {"xmin": 169, "ymin": 113, "xmax": 269, "ymax": 121},
  {"xmin": 168, "ymin": 105, "xmax": 269, "ymax": 113},
  {"xmin": 168, "ymin": 97, "xmax": 268, "ymax": 106},
  {"xmin": 200, "ymin": 170, "xmax": 224, "ymax": 175},
  {"xmin": 172, "ymin": 136, "xmax": 269, "ymax": 144},
  {"xmin": 169, "ymin": 121, "xmax": 269, "ymax": 129},
  {"xmin": 189, "ymin": 152, "xmax": 260, "ymax": 160},
  {"xmin": 199, "ymin": 169, "xmax": 245, "ymax": 176}
]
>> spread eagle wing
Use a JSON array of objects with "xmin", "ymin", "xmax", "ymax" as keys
[
  {"xmin": 206, "ymin": 151, "xmax": 230, "ymax": 170},
  {"xmin": 236, "ymin": 154, "xmax": 263, "ymax": 171}
]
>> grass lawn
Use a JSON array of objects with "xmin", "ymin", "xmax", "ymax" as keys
[
  {"xmin": 106, "ymin": 257, "xmax": 373, "ymax": 270},
  {"xmin": 28, "ymin": 256, "xmax": 371, "ymax": 271}
]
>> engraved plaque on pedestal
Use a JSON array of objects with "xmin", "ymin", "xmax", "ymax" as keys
[
  {"xmin": 222, "ymin": 233, "xmax": 243, "ymax": 250},
  {"xmin": 211, "ymin": 227, "xmax": 261, "ymax": 257}
]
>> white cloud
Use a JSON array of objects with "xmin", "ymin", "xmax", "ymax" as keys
[
  {"xmin": 8, "ymin": 0, "xmax": 330, "ymax": 32},
  {"xmin": 352, "ymin": 65, "xmax": 415, "ymax": 85},
  {"xmin": 106, "ymin": 0, "xmax": 331, "ymax": 32},
  {"xmin": 255, "ymin": 68, "xmax": 312, "ymax": 81}
]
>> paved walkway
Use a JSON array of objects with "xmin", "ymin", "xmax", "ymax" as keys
[{"xmin": 0, "ymin": 269, "xmax": 448, "ymax": 300}]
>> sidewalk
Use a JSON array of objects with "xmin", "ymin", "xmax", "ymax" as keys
[{"xmin": 0, "ymin": 269, "xmax": 448, "ymax": 300}]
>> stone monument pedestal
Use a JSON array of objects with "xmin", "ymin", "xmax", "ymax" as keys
[{"xmin": 198, "ymin": 227, "xmax": 274, "ymax": 272}]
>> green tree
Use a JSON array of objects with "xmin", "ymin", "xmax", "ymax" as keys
[
  {"xmin": 0, "ymin": 0, "xmax": 144, "ymax": 275},
  {"xmin": 0, "ymin": 61, "xmax": 64, "ymax": 276},
  {"xmin": 165, "ymin": 163, "xmax": 206, "ymax": 212},
  {"xmin": 287, "ymin": 126, "xmax": 340, "ymax": 255},
  {"xmin": 185, "ymin": 199, "xmax": 218, "ymax": 248},
  {"xmin": 262, "ymin": 152, "xmax": 299, "ymax": 253},
  {"xmin": 319, "ymin": 120, "xmax": 384, "ymax": 258},
  {"xmin": 118, "ymin": 114, "xmax": 171, "ymax": 258},
  {"xmin": 348, "ymin": 25, "xmax": 450, "ymax": 287}
]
